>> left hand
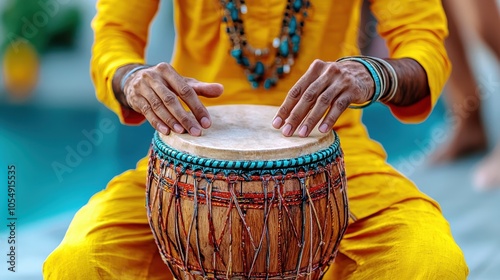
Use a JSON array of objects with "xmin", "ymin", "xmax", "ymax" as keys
[{"xmin": 272, "ymin": 59, "xmax": 375, "ymax": 137}]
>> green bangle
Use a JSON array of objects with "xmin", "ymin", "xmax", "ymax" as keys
[{"xmin": 337, "ymin": 57, "xmax": 382, "ymax": 109}]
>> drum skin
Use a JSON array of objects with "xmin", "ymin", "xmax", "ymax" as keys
[{"xmin": 146, "ymin": 105, "xmax": 349, "ymax": 279}]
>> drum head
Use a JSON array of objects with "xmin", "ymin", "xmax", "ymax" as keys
[{"xmin": 158, "ymin": 105, "xmax": 335, "ymax": 160}]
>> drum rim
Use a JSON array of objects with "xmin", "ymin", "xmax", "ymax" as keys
[
  {"xmin": 157, "ymin": 105, "xmax": 335, "ymax": 161},
  {"xmin": 151, "ymin": 130, "xmax": 342, "ymax": 175}
]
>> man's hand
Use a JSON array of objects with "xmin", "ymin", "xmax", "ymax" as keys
[
  {"xmin": 115, "ymin": 62, "xmax": 223, "ymax": 136},
  {"xmin": 272, "ymin": 59, "xmax": 374, "ymax": 137}
]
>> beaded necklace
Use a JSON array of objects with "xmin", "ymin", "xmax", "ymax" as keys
[{"xmin": 221, "ymin": 0, "xmax": 311, "ymax": 89}]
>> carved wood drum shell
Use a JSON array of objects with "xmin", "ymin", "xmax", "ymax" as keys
[{"xmin": 146, "ymin": 105, "xmax": 349, "ymax": 279}]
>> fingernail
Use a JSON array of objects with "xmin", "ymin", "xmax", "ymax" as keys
[
  {"xmin": 158, "ymin": 124, "xmax": 170, "ymax": 135},
  {"xmin": 319, "ymin": 123, "xmax": 329, "ymax": 133},
  {"xmin": 173, "ymin": 124, "xmax": 184, "ymax": 133},
  {"xmin": 298, "ymin": 125, "xmax": 308, "ymax": 137},
  {"xmin": 272, "ymin": 117, "xmax": 283, "ymax": 128},
  {"xmin": 200, "ymin": 117, "xmax": 211, "ymax": 128},
  {"xmin": 282, "ymin": 124, "xmax": 292, "ymax": 136},
  {"xmin": 190, "ymin": 126, "xmax": 201, "ymax": 136}
]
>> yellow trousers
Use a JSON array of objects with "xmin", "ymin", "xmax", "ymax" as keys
[{"xmin": 43, "ymin": 128, "xmax": 468, "ymax": 279}]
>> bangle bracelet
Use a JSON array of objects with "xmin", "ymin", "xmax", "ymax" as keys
[
  {"xmin": 359, "ymin": 56, "xmax": 398, "ymax": 103},
  {"xmin": 337, "ymin": 57, "xmax": 382, "ymax": 109},
  {"xmin": 367, "ymin": 56, "xmax": 398, "ymax": 103},
  {"xmin": 365, "ymin": 58, "xmax": 387, "ymax": 102},
  {"xmin": 381, "ymin": 61, "xmax": 398, "ymax": 103},
  {"xmin": 120, "ymin": 65, "xmax": 150, "ymax": 93}
]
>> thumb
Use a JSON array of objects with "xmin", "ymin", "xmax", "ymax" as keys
[{"xmin": 187, "ymin": 79, "xmax": 224, "ymax": 98}]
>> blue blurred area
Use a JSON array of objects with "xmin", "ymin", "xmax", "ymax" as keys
[
  {"xmin": 0, "ymin": 0, "xmax": 499, "ymax": 279},
  {"xmin": 0, "ymin": 0, "xmax": 173, "ymax": 226},
  {"xmin": 0, "ymin": 104, "xmax": 154, "ymax": 223}
]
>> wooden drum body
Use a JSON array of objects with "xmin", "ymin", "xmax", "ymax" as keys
[{"xmin": 146, "ymin": 105, "xmax": 349, "ymax": 279}]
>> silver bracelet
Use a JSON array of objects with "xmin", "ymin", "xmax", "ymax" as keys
[
  {"xmin": 368, "ymin": 56, "xmax": 398, "ymax": 103},
  {"xmin": 120, "ymin": 65, "xmax": 150, "ymax": 93}
]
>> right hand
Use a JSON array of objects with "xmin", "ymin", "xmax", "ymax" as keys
[{"xmin": 123, "ymin": 62, "xmax": 223, "ymax": 136}]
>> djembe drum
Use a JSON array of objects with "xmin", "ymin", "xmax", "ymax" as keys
[{"xmin": 146, "ymin": 105, "xmax": 349, "ymax": 279}]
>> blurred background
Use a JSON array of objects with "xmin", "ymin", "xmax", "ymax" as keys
[{"xmin": 0, "ymin": 0, "xmax": 499, "ymax": 279}]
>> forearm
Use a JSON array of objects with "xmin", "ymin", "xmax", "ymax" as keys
[
  {"xmin": 369, "ymin": 0, "xmax": 449, "ymax": 122},
  {"xmin": 91, "ymin": 0, "xmax": 159, "ymax": 124},
  {"xmin": 385, "ymin": 58, "xmax": 430, "ymax": 107}
]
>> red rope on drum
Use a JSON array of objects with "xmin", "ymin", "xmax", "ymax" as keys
[{"xmin": 154, "ymin": 173, "xmax": 330, "ymax": 210}]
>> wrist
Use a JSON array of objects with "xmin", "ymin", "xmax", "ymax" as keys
[
  {"xmin": 112, "ymin": 64, "xmax": 147, "ymax": 109},
  {"xmin": 336, "ymin": 56, "xmax": 383, "ymax": 109},
  {"xmin": 120, "ymin": 65, "xmax": 151, "ymax": 93},
  {"xmin": 336, "ymin": 55, "xmax": 399, "ymax": 108}
]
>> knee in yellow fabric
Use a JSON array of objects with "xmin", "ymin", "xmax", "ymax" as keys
[
  {"xmin": 326, "ymin": 198, "xmax": 468, "ymax": 279},
  {"xmin": 43, "ymin": 165, "xmax": 173, "ymax": 280},
  {"xmin": 43, "ymin": 219, "xmax": 171, "ymax": 280},
  {"xmin": 43, "ymin": 239, "xmax": 97, "ymax": 279},
  {"xmin": 384, "ymin": 201, "xmax": 469, "ymax": 279},
  {"xmin": 390, "ymin": 228, "xmax": 468, "ymax": 279}
]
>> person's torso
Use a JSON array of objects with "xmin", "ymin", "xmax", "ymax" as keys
[{"xmin": 171, "ymin": 0, "xmax": 364, "ymax": 129}]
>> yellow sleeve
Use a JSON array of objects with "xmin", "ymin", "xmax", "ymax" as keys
[
  {"xmin": 371, "ymin": 0, "xmax": 451, "ymax": 123},
  {"xmin": 90, "ymin": 0, "xmax": 160, "ymax": 125}
]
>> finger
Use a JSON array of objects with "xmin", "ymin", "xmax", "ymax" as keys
[
  {"xmin": 187, "ymin": 79, "xmax": 224, "ymax": 98},
  {"xmin": 130, "ymin": 94, "xmax": 171, "ymax": 135},
  {"xmin": 272, "ymin": 59, "xmax": 325, "ymax": 130},
  {"xmin": 318, "ymin": 93, "xmax": 353, "ymax": 134},
  {"xmin": 282, "ymin": 72, "xmax": 332, "ymax": 137},
  {"xmin": 139, "ymin": 85, "xmax": 185, "ymax": 134},
  {"xmin": 156, "ymin": 63, "xmax": 212, "ymax": 130},
  {"xmin": 297, "ymin": 83, "xmax": 346, "ymax": 137},
  {"xmin": 148, "ymin": 77, "xmax": 203, "ymax": 136},
  {"xmin": 314, "ymin": 64, "xmax": 369, "ymax": 135}
]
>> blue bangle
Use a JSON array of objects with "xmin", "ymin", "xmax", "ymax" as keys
[
  {"xmin": 120, "ymin": 65, "xmax": 150, "ymax": 93},
  {"xmin": 337, "ymin": 57, "xmax": 382, "ymax": 109}
]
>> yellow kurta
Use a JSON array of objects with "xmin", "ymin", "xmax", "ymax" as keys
[{"xmin": 44, "ymin": 0, "xmax": 468, "ymax": 279}]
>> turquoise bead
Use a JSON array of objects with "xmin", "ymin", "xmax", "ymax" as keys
[
  {"xmin": 279, "ymin": 38, "xmax": 289, "ymax": 57},
  {"xmin": 226, "ymin": 2, "xmax": 235, "ymax": 10},
  {"xmin": 247, "ymin": 74, "xmax": 256, "ymax": 82},
  {"xmin": 231, "ymin": 49, "xmax": 242, "ymax": 59},
  {"xmin": 277, "ymin": 66, "xmax": 284, "ymax": 75},
  {"xmin": 231, "ymin": 9, "xmax": 239, "ymax": 21},
  {"xmin": 264, "ymin": 78, "xmax": 276, "ymax": 89},
  {"xmin": 254, "ymin": 61, "xmax": 265, "ymax": 75},
  {"xmin": 293, "ymin": 0, "xmax": 302, "ymax": 12},
  {"xmin": 241, "ymin": 57, "xmax": 250, "ymax": 67},
  {"xmin": 251, "ymin": 81, "xmax": 259, "ymax": 88},
  {"xmin": 289, "ymin": 16, "xmax": 297, "ymax": 35},
  {"xmin": 264, "ymin": 79, "xmax": 272, "ymax": 89},
  {"xmin": 292, "ymin": 35, "xmax": 300, "ymax": 53}
]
